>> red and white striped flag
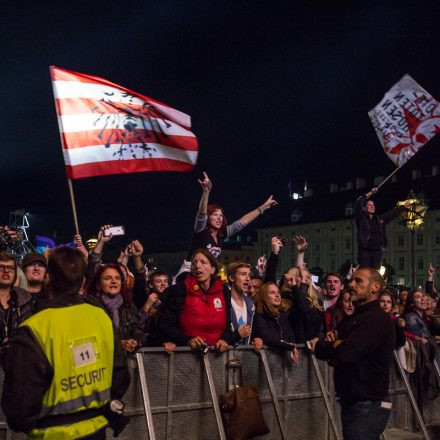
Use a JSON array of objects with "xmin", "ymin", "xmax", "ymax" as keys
[{"xmin": 50, "ymin": 66, "xmax": 198, "ymax": 179}]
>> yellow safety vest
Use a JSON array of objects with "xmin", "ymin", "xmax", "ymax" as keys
[{"xmin": 21, "ymin": 303, "xmax": 114, "ymax": 440}]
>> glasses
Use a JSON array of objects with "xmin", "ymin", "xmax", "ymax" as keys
[{"xmin": 0, "ymin": 265, "xmax": 15, "ymax": 272}]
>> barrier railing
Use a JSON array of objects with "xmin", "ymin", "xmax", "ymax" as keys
[{"xmin": 0, "ymin": 345, "xmax": 438, "ymax": 439}]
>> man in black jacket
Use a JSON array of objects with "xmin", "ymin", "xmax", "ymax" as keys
[
  {"xmin": 309, "ymin": 267, "xmax": 395, "ymax": 440},
  {"xmin": 354, "ymin": 187, "xmax": 408, "ymax": 269},
  {"xmin": 0, "ymin": 251, "xmax": 33, "ymax": 348}
]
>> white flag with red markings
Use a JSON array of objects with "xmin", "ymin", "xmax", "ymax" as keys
[
  {"xmin": 368, "ymin": 74, "xmax": 440, "ymax": 167},
  {"xmin": 50, "ymin": 66, "xmax": 198, "ymax": 179}
]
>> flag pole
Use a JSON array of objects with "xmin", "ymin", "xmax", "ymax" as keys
[
  {"xmin": 67, "ymin": 179, "xmax": 80, "ymax": 235},
  {"xmin": 50, "ymin": 66, "xmax": 81, "ymax": 236},
  {"xmin": 376, "ymin": 166, "xmax": 400, "ymax": 190}
]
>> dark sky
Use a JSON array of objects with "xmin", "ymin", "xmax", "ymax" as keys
[{"xmin": 2, "ymin": 0, "xmax": 440, "ymax": 251}]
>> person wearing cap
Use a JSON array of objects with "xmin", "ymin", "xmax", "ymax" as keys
[
  {"xmin": 22, "ymin": 252, "xmax": 47, "ymax": 310},
  {"xmin": 0, "ymin": 252, "xmax": 33, "ymax": 351}
]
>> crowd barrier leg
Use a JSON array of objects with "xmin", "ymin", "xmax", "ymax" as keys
[
  {"xmin": 259, "ymin": 349, "xmax": 287, "ymax": 440},
  {"xmin": 309, "ymin": 352, "xmax": 342, "ymax": 440},
  {"xmin": 393, "ymin": 350, "xmax": 430, "ymax": 440},
  {"xmin": 432, "ymin": 358, "xmax": 440, "ymax": 383},
  {"xmin": 202, "ymin": 352, "xmax": 227, "ymax": 440},
  {"xmin": 166, "ymin": 352, "xmax": 175, "ymax": 438},
  {"xmin": 136, "ymin": 351, "xmax": 157, "ymax": 440}
]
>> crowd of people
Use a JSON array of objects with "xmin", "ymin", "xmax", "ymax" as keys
[{"xmin": 0, "ymin": 172, "xmax": 438, "ymax": 439}]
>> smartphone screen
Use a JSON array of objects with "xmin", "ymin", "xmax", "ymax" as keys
[{"xmin": 104, "ymin": 226, "xmax": 125, "ymax": 237}]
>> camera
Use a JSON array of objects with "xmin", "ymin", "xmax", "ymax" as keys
[
  {"xmin": 199, "ymin": 343, "xmax": 210, "ymax": 354},
  {"xmin": 151, "ymin": 300, "xmax": 161, "ymax": 309}
]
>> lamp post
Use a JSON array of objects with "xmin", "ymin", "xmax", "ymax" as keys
[{"xmin": 398, "ymin": 191, "xmax": 428, "ymax": 289}]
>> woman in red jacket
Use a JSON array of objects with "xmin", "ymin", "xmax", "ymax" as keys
[{"xmin": 159, "ymin": 248, "xmax": 236, "ymax": 351}]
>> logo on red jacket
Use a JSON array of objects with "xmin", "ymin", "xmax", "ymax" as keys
[{"xmin": 213, "ymin": 298, "xmax": 223, "ymax": 310}]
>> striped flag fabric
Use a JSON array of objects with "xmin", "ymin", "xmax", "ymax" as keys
[{"xmin": 50, "ymin": 66, "xmax": 198, "ymax": 179}]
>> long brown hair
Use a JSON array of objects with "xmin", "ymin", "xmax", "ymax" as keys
[{"xmin": 256, "ymin": 282, "xmax": 287, "ymax": 318}]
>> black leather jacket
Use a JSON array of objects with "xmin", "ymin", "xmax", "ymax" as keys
[
  {"xmin": 0, "ymin": 287, "xmax": 33, "ymax": 344},
  {"xmin": 354, "ymin": 194, "xmax": 405, "ymax": 249}
]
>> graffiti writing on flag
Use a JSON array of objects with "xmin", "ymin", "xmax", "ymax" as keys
[{"xmin": 368, "ymin": 74, "xmax": 440, "ymax": 167}]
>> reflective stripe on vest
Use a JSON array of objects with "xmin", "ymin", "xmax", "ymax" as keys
[{"xmin": 21, "ymin": 303, "xmax": 114, "ymax": 437}]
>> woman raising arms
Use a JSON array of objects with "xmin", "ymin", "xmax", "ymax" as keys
[{"xmin": 186, "ymin": 172, "xmax": 277, "ymax": 261}]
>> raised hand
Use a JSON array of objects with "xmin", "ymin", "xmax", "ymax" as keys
[
  {"xmin": 197, "ymin": 172, "xmax": 212, "ymax": 193},
  {"xmin": 97, "ymin": 224, "xmax": 114, "ymax": 243},
  {"xmin": 293, "ymin": 235, "xmax": 308, "ymax": 253},
  {"xmin": 73, "ymin": 234, "xmax": 89, "ymax": 260},
  {"xmin": 131, "ymin": 240, "xmax": 144, "ymax": 257},
  {"xmin": 260, "ymin": 195, "xmax": 278, "ymax": 212}
]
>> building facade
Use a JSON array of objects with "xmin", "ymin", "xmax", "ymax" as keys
[{"xmin": 256, "ymin": 209, "xmax": 440, "ymax": 288}]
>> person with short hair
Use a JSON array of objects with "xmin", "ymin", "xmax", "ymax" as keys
[
  {"xmin": 140, "ymin": 270, "xmax": 170, "ymax": 347},
  {"xmin": 310, "ymin": 268, "xmax": 395, "ymax": 440},
  {"xmin": 249, "ymin": 275, "xmax": 264, "ymax": 299},
  {"xmin": 354, "ymin": 187, "xmax": 408, "ymax": 269},
  {"xmin": 0, "ymin": 252, "xmax": 32, "ymax": 349},
  {"xmin": 22, "ymin": 252, "xmax": 47, "ymax": 310},
  {"xmin": 228, "ymin": 262, "xmax": 255, "ymax": 344},
  {"xmin": 323, "ymin": 273, "xmax": 344, "ymax": 330},
  {"xmin": 1, "ymin": 247, "xmax": 130, "ymax": 439}
]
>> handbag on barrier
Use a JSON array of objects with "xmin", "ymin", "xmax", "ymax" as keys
[{"xmin": 219, "ymin": 357, "xmax": 269, "ymax": 440}]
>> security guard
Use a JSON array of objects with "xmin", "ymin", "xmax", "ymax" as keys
[{"xmin": 1, "ymin": 247, "xmax": 130, "ymax": 439}]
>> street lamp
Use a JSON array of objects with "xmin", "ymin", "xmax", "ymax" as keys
[{"xmin": 397, "ymin": 191, "xmax": 428, "ymax": 289}]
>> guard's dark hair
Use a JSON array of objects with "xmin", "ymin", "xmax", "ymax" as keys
[{"xmin": 47, "ymin": 247, "xmax": 85, "ymax": 296}]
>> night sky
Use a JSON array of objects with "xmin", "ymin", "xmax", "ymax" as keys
[{"xmin": 2, "ymin": 0, "xmax": 440, "ymax": 251}]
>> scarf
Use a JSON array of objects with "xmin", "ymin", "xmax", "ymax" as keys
[{"xmin": 101, "ymin": 294, "xmax": 123, "ymax": 328}]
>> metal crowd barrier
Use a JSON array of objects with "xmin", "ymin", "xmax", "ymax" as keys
[{"xmin": 0, "ymin": 345, "xmax": 439, "ymax": 439}]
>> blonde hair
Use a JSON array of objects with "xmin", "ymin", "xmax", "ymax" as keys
[
  {"xmin": 14, "ymin": 266, "xmax": 29, "ymax": 290},
  {"xmin": 284, "ymin": 267, "xmax": 323, "ymax": 311}
]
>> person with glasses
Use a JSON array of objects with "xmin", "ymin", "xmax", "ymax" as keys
[{"xmin": 0, "ymin": 252, "xmax": 33, "ymax": 350}]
